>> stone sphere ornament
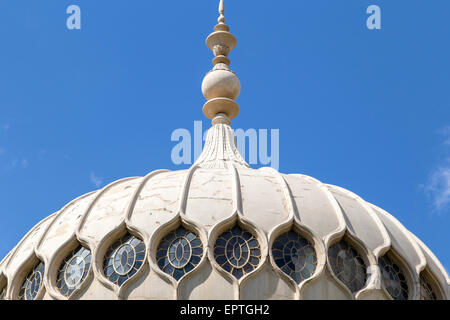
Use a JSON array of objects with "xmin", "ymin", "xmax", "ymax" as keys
[{"xmin": 202, "ymin": 68, "xmax": 241, "ymax": 101}]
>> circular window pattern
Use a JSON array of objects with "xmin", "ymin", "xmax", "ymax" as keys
[
  {"xmin": 103, "ymin": 233, "xmax": 146, "ymax": 286},
  {"xmin": 378, "ymin": 254, "xmax": 408, "ymax": 300},
  {"xmin": 18, "ymin": 261, "xmax": 45, "ymax": 300},
  {"xmin": 328, "ymin": 240, "xmax": 367, "ymax": 293},
  {"xmin": 157, "ymin": 227, "xmax": 203, "ymax": 280},
  {"xmin": 419, "ymin": 274, "xmax": 437, "ymax": 300},
  {"xmin": 57, "ymin": 246, "xmax": 91, "ymax": 297},
  {"xmin": 214, "ymin": 225, "xmax": 261, "ymax": 279},
  {"xmin": 272, "ymin": 230, "xmax": 317, "ymax": 284}
]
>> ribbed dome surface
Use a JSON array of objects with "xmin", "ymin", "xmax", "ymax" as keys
[{"xmin": 0, "ymin": 166, "xmax": 448, "ymax": 300}]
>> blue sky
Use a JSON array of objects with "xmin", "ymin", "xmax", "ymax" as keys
[{"xmin": 0, "ymin": 0, "xmax": 449, "ymax": 272}]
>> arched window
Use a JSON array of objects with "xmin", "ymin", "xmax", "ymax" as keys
[
  {"xmin": 57, "ymin": 245, "xmax": 91, "ymax": 297},
  {"xmin": 103, "ymin": 233, "xmax": 146, "ymax": 286},
  {"xmin": 419, "ymin": 273, "xmax": 437, "ymax": 300},
  {"xmin": 157, "ymin": 227, "xmax": 203, "ymax": 280},
  {"xmin": 0, "ymin": 278, "xmax": 6, "ymax": 300},
  {"xmin": 19, "ymin": 261, "xmax": 45, "ymax": 300},
  {"xmin": 214, "ymin": 225, "xmax": 261, "ymax": 279},
  {"xmin": 378, "ymin": 254, "xmax": 408, "ymax": 300},
  {"xmin": 328, "ymin": 240, "xmax": 367, "ymax": 293},
  {"xmin": 272, "ymin": 230, "xmax": 317, "ymax": 284}
]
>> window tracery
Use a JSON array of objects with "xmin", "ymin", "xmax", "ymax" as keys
[
  {"xmin": 328, "ymin": 240, "xmax": 367, "ymax": 293},
  {"xmin": 378, "ymin": 254, "xmax": 408, "ymax": 300},
  {"xmin": 214, "ymin": 225, "xmax": 261, "ymax": 279},
  {"xmin": 157, "ymin": 227, "xmax": 203, "ymax": 280},
  {"xmin": 419, "ymin": 274, "xmax": 437, "ymax": 300},
  {"xmin": 19, "ymin": 261, "xmax": 45, "ymax": 300},
  {"xmin": 103, "ymin": 233, "xmax": 146, "ymax": 286},
  {"xmin": 272, "ymin": 230, "xmax": 317, "ymax": 284},
  {"xmin": 57, "ymin": 245, "xmax": 91, "ymax": 297}
]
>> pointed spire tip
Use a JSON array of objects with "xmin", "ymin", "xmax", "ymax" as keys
[
  {"xmin": 219, "ymin": 0, "xmax": 225, "ymax": 15},
  {"xmin": 218, "ymin": 0, "xmax": 226, "ymax": 24}
]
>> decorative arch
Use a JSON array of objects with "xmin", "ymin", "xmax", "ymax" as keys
[
  {"xmin": 378, "ymin": 249, "xmax": 415, "ymax": 300},
  {"xmin": 0, "ymin": 273, "xmax": 7, "ymax": 300},
  {"xmin": 325, "ymin": 231, "xmax": 373, "ymax": 299},
  {"xmin": 419, "ymin": 268, "xmax": 444, "ymax": 300},
  {"xmin": 45, "ymin": 236, "xmax": 93, "ymax": 300},
  {"xmin": 17, "ymin": 258, "xmax": 46, "ymax": 300},
  {"xmin": 156, "ymin": 225, "xmax": 204, "ymax": 281}
]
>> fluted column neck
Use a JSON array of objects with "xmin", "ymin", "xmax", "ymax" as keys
[{"xmin": 193, "ymin": 115, "xmax": 249, "ymax": 169}]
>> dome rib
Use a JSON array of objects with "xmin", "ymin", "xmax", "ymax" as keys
[
  {"xmin": 325, "ymin": 184, "xmax": 391, "ymax": 258},
  {"xmin": 408, "ymin": 231, "xmax": 450, "ymax": 293},
  {"xmin": 231, "ymin": 164, "xmax": 244, "ymax": 215},
  {"xmin": 124, "ymin": 170, "xmax": 170, "ymax": 238},
  {"xmin": 36, "ymin": 191, "xmax": 98, "ymax": 259},
  {"xmin": 34, "ymin": 191, "xmax": 99, "ymax": 300},
  {"xmin": 76, "ymin": 177, "xmax": 141, "ymax": 243},
  {"xmin": 3, "ymin": 212, "xmax": 57, "ymax": 300},
  {"xmin": 369, "ymin": 204, "xmax": 427, "ymax": 276},
  {"xmin": 2, "ymin": 212, "xmax": 58, "ymax": 278},
  {"xmin": 178, "ymin": 166, "xmax": 200, "ymax": 215},
  {"xmin": 286, "ymin": 174, "xmax": 347, "ymax": 246},
  {"xmin": 260, "ymin": 167, "xmax": 296, "ymax": 224}
]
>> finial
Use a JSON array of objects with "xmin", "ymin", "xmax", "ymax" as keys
[
  {"xmin": 201, "ymin": 0, "xmax": 240, "ymax": 122},
  {"xmin": 218, "ymin": 0, "xmax": 225, "ymax": 24},
  {"xmin": 193, "ymin": 1, "xmax": 249, "ymax": 170}
]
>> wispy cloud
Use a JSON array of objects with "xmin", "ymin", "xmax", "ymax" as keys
[
  {"xmin": 424, "ymin": 163, "xmax": 450, "ymax": 212},
  {"xmin": 440, "ymin": 126, "xmax": 450, "ymax": 146},
  {"xmin": 2, "ymin": 124, "xmax": 10, "ymax": 131},
  {"xmin": 423, "ymin": 126, "xmax": 450, "ymax": 213},
  {"xmin": 90, "ymin": 172, "xmax": 103, "ymax": 188}
]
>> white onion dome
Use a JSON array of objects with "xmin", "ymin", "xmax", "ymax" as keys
[{"xmin": 0, "ymin": 1, "xmax": 448, "ymax": 301}]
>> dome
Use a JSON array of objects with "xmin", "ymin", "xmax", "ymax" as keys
[
  {"xmin": 0, "ymin": 165, "xmax": 449, "ymax": 300},
  {"xmin": 0, "ymin": 1, "xmax": 448, "ymax": 300}
]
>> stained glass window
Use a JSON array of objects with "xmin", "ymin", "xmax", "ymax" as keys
[
  {"xmin": 272, "ymin": 231, "xmax": 317, "ymax": 284},
  {"xmin": 419, "ymin": 274, "xmax": 437, "ymax": 300},
  {"xmin": 56, "ymin": 246, "xmax": 91, "ymax": 297},
  {"xmin": 18, "ymin": 261, "xmax": 45, "ymax": 300},
  {"xmin": 328, "ymin": 240, "xmax": 367, "ymax": 293},
  {"xmin": 214, "ymin": 225, "xmax": 261, "ymax": 279},
  {"xmin": 378, "ymin": 254, "xmax": 408, "ymax": 300},
  {"xmin": 157, "ymin": 227, "xmax": 203, "ymax": 280},
  {"xmin": 103, "ymin": 233, "xmax": 146, "ymax": 286}
]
